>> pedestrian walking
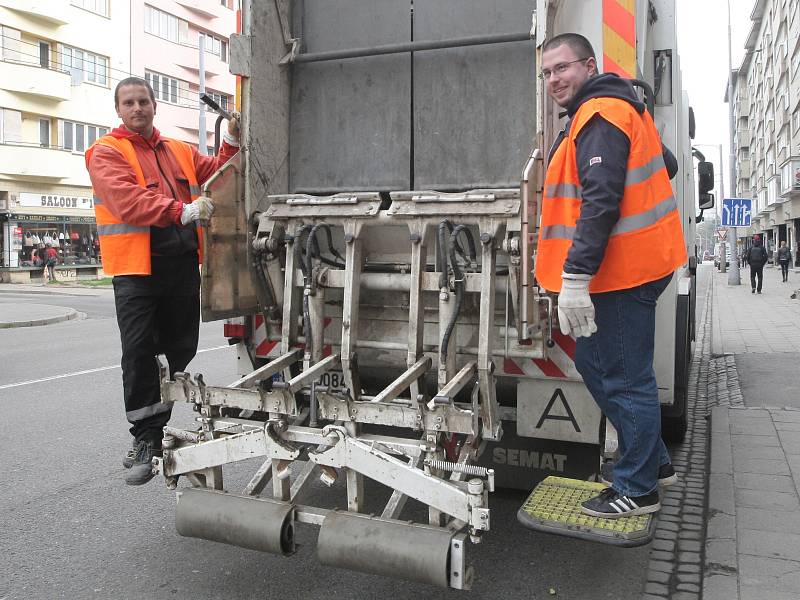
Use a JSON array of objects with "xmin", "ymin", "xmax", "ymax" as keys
[
  {"xmin": 746, "ymin": 234, "xmax": 769, "ymax": 293},
  {"xmin": 44, "ymin": 244, "xmax": 58, "ymax": 282},
  {"xmin": 85, "ymin": 76, "xmax": 240, "ymax": 485},
  {"xmin": 777, "ymin": 241, "xmax": 792, "ymax": 282},
  {"xmin": 535, "ymin": 33, "xmax": 685, "ymax": 519}
]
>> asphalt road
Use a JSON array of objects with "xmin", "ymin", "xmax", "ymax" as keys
[{"xmin": 0, "ymin": 268, "xmax": 711, "ymax": 600}]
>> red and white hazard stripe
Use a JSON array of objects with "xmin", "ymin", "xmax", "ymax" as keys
[
  {"xmin": 252, "ymin": 315, "xmax": 333, "ymax": 358},
  {"xmin": 503, "ymin": 331, "xmax": 579, "ymax": 379}
]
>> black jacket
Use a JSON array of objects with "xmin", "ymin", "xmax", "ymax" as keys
[
  {"xmin": 550, "ymin": 73, "xmax": 679, "ymax": 276},
  {"xmin": 777, "ymin": 246, "xmax": 792, "ymax": 263},
  {"xmin": 747, "ymin": 242, "xmax": 769, "ymax": 268}
]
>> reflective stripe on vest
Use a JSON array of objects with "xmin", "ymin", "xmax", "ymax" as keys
[
  {"xmin": 86, "ymin": 135, "xmax": 203, "ymax": 276},
  {"xmin": 535, "ymin": 96, "xmax": 687, "ymax": 294}
]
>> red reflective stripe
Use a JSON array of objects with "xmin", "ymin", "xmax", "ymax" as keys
[
  {"xmin": 552, "ymin": 332, "xmax": 576, "ymax": 360},
  {"xmin": 532, "ymin": 358, "xmax": 567, "ymax": 379},
  {"xmin": 603, "ymin": 0, "xmax": 636, "ymax": 46},
  {"xmin": 257, "ymin": 339, "xmax": 278, "ymax": 355},
  {"xmin": 503, "ymin": 358, "xmax": 525, "ymax": 375}
]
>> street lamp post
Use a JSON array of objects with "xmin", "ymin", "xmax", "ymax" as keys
[{"xmin": 726, "ymin": 0, "xmax": 741, "ymax": 285}]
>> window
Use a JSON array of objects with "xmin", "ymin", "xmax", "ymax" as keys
[
  {"xmin": 62, "ymin": 121, "xmax": 108, "ymax": 152},
  {"xmin": 62, "ymin": 45, "xmax": 108, "ymax": 86},
  {"xmin": 206, "ymin": 90, "xmax": 230, "ymax": 112},
  {"xmin": 145, "ymin": 70, "xmax": 187, "ymax": 104},
  {"xmin": 71, "ymin": 0, "xmax": 108, "ymax": 17},
  {"xmin": 144, "ymin": 5, "xmax": 189, "ymax": 44},
  {"xmin": 39, "ymin": 119, "xmax": 50, "ymax": 148},
  {"xmin": 39, "ymin": 41, "xmax": 49, "ymax": 68},
  {"xmin": 199, "ymin": 32, "xmax": 228, "ymax": 62}
]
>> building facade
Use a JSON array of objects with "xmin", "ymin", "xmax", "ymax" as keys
[
  {"xmin": 131, "ymin": 0, "xmax": 236, "ymax": 151},
  {"xmin": 0, "ymin": 0, "xmax": 130, "ymax": 269},
  {"xmin": 0, "ymin": 0, "xmax": 236, "ymax": 274},
  {"xmin": 732, "ymin": 0, "xmax": 800, "ymax": 265}
]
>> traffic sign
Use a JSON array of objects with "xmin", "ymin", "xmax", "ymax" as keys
[
  {"xmin": 722, "ymin": 198, "xmax": 752, "ymax": 227},
  {"xmin": 716, "ymin": 227, "xmax": 728, "ymax": 241}
]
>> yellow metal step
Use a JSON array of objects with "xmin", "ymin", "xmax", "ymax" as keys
[{"xmin": 517, "ymin": 476, "xmax": 656, "ymax": 547}]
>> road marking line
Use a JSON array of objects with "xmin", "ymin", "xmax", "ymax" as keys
[{"xmin": 0, "ymin": 344, "xmax": 231, "ymax": 390}]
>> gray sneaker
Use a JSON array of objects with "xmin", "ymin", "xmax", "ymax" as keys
[
  {"xmin": 125, "ymin": 440, "xmax": 161, "ymax": 486},
  {"xmin": 122, "ymin": 440, "xmax": 144, "ymax": 469}
]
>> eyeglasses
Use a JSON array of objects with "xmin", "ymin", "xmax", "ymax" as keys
[{"xmin": 539, "ymin": 57, "xmax": 591, "ymax": 80}]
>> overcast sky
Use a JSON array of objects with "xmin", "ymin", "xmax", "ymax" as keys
[{"xmin": 676, "ymin": 0, "xmax": 755, "ymax": 206}]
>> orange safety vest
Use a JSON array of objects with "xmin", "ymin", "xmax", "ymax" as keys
[
  {"xmin": 535, "ymin": 97, "xmax": 687, "ymax": 293},
  {"xmin": 85, "ymin": 136, "xmax": 204, "ymax": 276}
]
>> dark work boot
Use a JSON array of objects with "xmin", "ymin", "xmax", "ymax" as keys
[
  {"xmin": 125, "ymin": 440, "xmax": 161, "ymax": 486},
  {"xmin": 122, "ymin": 439, "xmax": 144, "ymax": 469}
]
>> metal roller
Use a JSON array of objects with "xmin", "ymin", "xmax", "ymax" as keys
[
  {"xmin": 175, "ymin": 487, "xmax": 295, "ymax": 555},
  {"xmin": 317, "ymin": 511, "xmax": 468, "ymax": 589}
]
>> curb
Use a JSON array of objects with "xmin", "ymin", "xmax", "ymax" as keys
[{"xmin": 0, "ymin": 308, "xmax": 79, "ymax": 329}]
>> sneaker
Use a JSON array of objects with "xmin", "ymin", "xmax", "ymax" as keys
[
  {"xmin": 124, "ymin": 440, "xmax": 161, "ymax": 486},
  {"xmin": 122, "ymin": 440, "xmax": 144, "ymax": 469},
  {"xmin": 600, "ymin": 462, "xmax": 678, "ymax": 488},
  {"xmin": 581, "ymin": 487, "xmax": 661, "ymax": 518},
  {"xmin": 758, "ymin": 290, "xmax": 762, "ymax": 294},
  {"xmin": 752, "ymin": 289, "xmax": 756, "ymax": 294}
]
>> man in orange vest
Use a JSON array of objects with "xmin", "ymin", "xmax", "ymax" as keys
[
  {"xmin": 535, "ymin": 34, "xmax": 687, "ymax": 517},
  {"xmin": 86, "ymin": 77, "xmax": 239, "ymax": 485}
]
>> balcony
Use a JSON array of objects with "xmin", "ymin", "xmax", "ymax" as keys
[
  {"xmin": 175, "ymin": 0, "xmax": 232, "ymax": 21},
  {"xmin": 0, "ymin": 60, "xmax": 70, "ymax": 101},
  {"xmin": 0, "ymin": 0, "xmax": 70, "ymax": 25},
  {"xmin": 738, "ymin": 158, "xmax": 752, "ymax": 174},
  {"xmin": 737, "ymin": 97, "xmax": 750, "ymax": 114},
  {"xmin": 737, "ymin": 130, "xmax": 751, "ymax": 147},
  {"xmin": 0, "ymin": 143, "xmax": 90, "ymax": 185}
]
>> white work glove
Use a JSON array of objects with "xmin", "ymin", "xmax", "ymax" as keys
[
  {"xmin": 223, "ymin": 111, "xmax": 240, "ymax": 147},
  {"xmin": 557, "ymin": 272, "xmax": 597, "ymax": 338},
  {"xmin": 180, "ymin": 196, "xmax": 214, "ymax": 225}
]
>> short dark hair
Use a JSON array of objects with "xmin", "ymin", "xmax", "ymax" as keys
[
  {"xmin": 542, "ymin": 33, "xmax": 596, "ymax": 61},
  {"xmin": 114, "ymin": 77, "xmax": 155, "ymax": 107}
]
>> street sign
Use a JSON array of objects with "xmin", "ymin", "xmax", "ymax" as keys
[
  {"xmin": 722, "ymin": 198, "xmax": 752, "ymax": 227},
  {"xmin": 716, "ymin": 227, "xmax": 728, "ymax": 241}
]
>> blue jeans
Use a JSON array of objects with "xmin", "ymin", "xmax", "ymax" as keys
[{"xmin": 575, "ymin": 274, "xmax": 672, "ymax": 497}]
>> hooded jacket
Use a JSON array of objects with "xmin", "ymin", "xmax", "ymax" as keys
[
  {"xmin": 548, "ymin": 73, "xmax": 679, "ymax": 277},
  {"xmin": 87, "ymin": 125, "xmax": 237, "ymax": 256}
]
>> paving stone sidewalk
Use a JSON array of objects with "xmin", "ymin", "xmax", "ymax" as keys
[{"xmin": 704, "ymin": 264, "xmax": 800, "ymax": 600}]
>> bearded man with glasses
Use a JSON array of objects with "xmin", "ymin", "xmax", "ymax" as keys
[{"xmin": 534, "ymin": 33, "xmax": 686, "ymax": 518}]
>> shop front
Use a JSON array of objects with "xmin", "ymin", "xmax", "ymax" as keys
[{"xmin": 1, "ymin": 192, "xmax": 101, "ymax": 280}]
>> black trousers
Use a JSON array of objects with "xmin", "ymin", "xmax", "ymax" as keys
[
  {"xmin": 780, "ymin": 261, "xmax": 790, "ymax": 280},
  {"xmin": 750, "ymin": 265, "xmax": 764, "ymax": 292},
  {"xmin": 113, "ymin": 254, "xmax": 200, "ymax": 443}
]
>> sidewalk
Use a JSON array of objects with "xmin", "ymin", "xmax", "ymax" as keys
[
  {"xmin": 704, "ymin": 263, "xmax": 800, "ymax": 600},
  {"xmin": 0, "ymin": 281, "xmax": 109, "ymax": 328}
]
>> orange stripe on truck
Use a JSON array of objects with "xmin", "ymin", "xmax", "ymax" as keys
[{"xmin": 603, "ymin": 0, "xmax": 636, "ymax": 78}]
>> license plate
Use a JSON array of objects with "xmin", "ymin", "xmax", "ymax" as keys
[{"xmin": 317, "ymin": 370, "xmax": 347, "ymax": 392}]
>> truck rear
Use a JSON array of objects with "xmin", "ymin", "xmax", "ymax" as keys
[{"xmin": 154, "ymin": 0, "xmax": 712, "ymax": 588}]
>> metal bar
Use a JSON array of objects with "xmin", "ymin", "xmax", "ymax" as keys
[
  {"xmin": 478, "ymin": 233, "xmax": 501, "ymax": 440},
  {"xmin": 293, "ymin": 32, "xmax": 532, "ymax": 64},
  {"xmin": 244, "ymin": 458, "xmax": 274, "ymax": 496},
  {"xmin": 228, "ymin": 349, "xmax": 301, "ymax": 389},
  {"xmin": 295, "ymin": 505, "xmax": 329, "ymax": 526},
  {"xmin": 272, "ymin": 457, "xmax": 291, "ymax": 501},
  {"xmin": 323, "ymin": 270, "xmax": 510, "ymax": 295},
  {"xmin": 407, "ymin": 225, "xmax": 428, "ymax": 400},
  {"xmin": 371, "ymin": 356, "xmax": 432, "ymax": 404},
  {"xmin": 340, "ymin": 225, "xmax": 363, "ymax": 399},
  {"xmin": 432, "ymin": 362, "xmax": 477, "ymax": 404},
  {"xmin": 345, "ymin": 421, "xmax": 364, "ymax": 512},
  {"xmin": 286, "ymin": 353, "xmax": 341, "ymax": 393},
  {"xmin": 381, "ymin": 454, "xmax": 424, "ymax": 520},
  {"xmin": 289, "ymin": 460, "xmax": 318, "ymax": 502}
]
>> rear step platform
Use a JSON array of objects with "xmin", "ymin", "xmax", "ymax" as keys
[{"xmin": 517, "ymin": 476, "xmax": 656, "ymax": 547}]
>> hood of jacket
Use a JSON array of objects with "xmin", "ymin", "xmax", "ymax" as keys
[{"xmin": 566, "ymin": 73, "xmax": 646, "ymax": 118}]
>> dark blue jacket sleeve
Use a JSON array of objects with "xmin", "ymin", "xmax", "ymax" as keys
[{"xmin": 563, "ymin": 115, "xmax": 630, "ymax": 276}]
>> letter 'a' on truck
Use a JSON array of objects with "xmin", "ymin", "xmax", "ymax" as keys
[{"xmin": 155, "ymin": 0, "xmax": 702, "ymax": 589}]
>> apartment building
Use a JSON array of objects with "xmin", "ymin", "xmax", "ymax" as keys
[
  {"xmin": 732, "ymin": 0, "xmax": 800, "ymax": 264},
  {"xmin": 132, "ymin": 0, "xmax": 236, "ymax": 151},
  {"xmin": 0, "ymin": 0, "xmax": 130, "ymax": 270},
  {"xmin": 0, "ymin": 0, "xmax": 236, "ymax": 275}
]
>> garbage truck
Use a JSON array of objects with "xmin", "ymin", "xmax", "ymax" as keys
[{"xmin": 154, "ymin": 0, "xmax": 716, "ymax": 589}]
